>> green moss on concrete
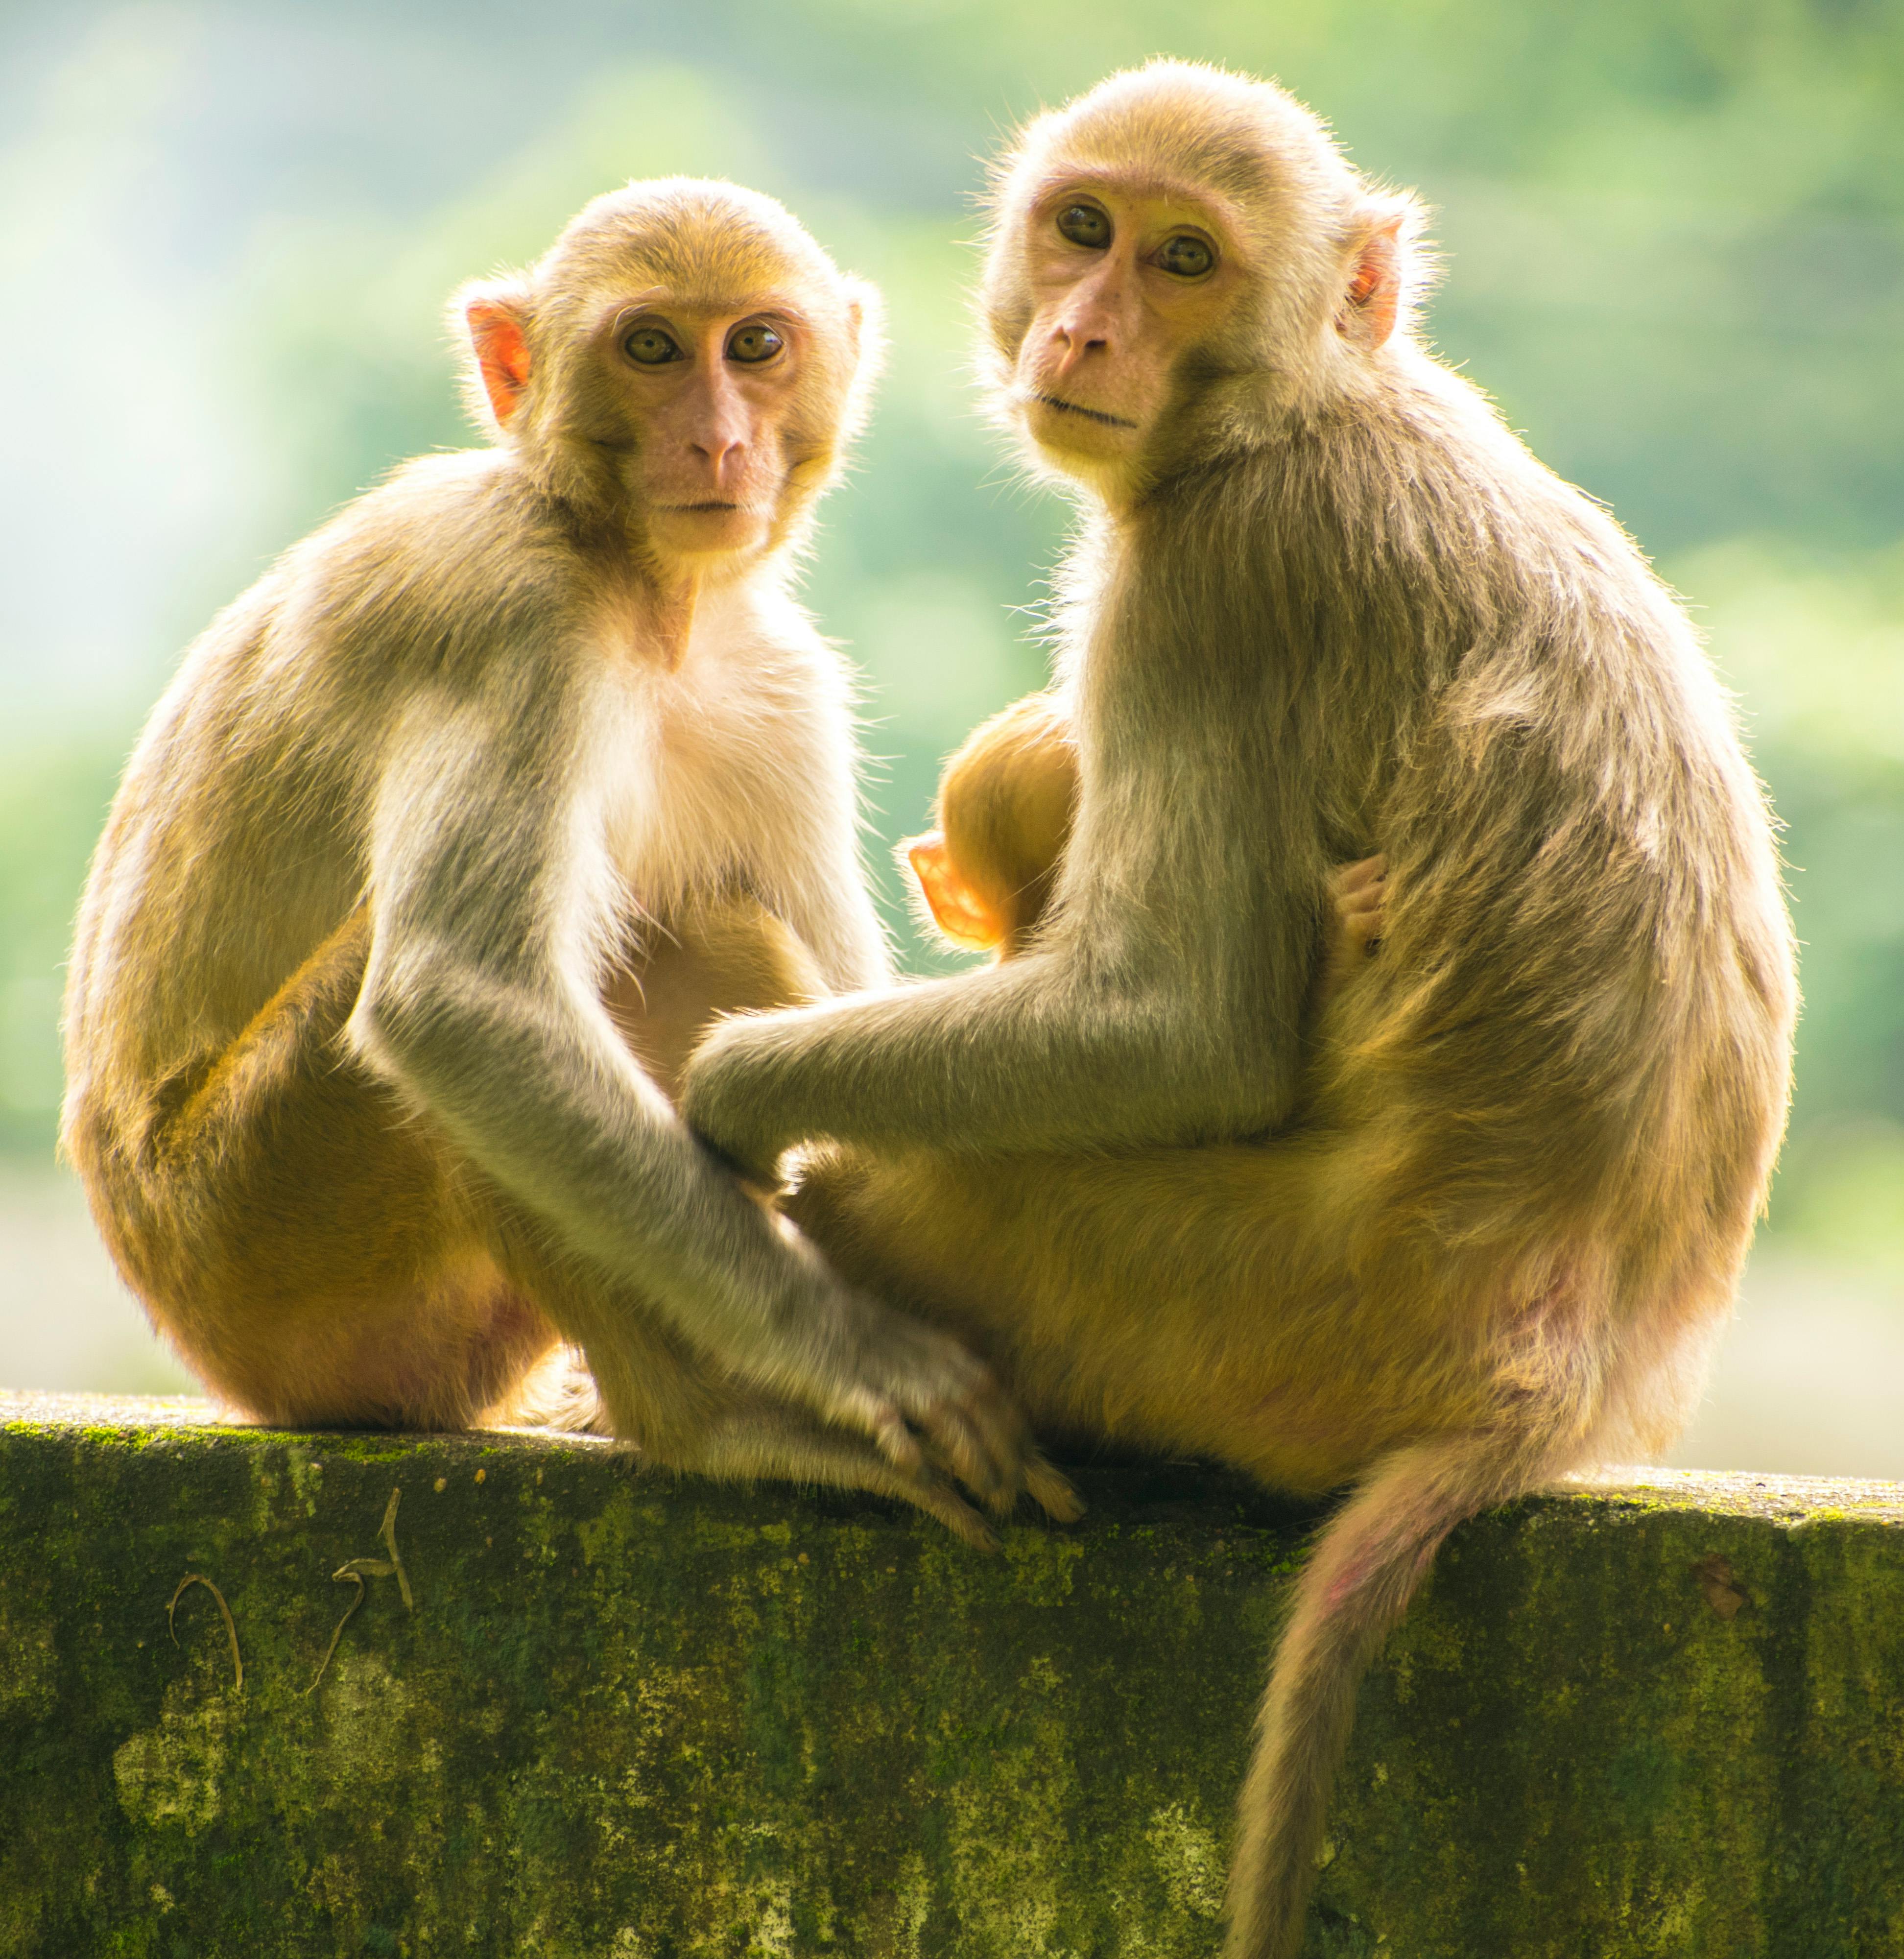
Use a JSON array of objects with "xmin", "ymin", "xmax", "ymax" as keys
[{"xmin": 2, "ymin": 1393, "xmax": 1901, "ymax": 1959}]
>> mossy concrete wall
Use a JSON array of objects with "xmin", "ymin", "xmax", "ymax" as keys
[{"xmin": 2, "ymin": 1391, "xmax": 1901, "ymax": 1959}]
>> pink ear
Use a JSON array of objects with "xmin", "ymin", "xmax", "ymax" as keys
[
  {"xmin": 1339, "ymin": 220, "xmax": 1402, "ymax": 350},
  {"xmin": 905, "ymin": 834, "xmax": 1004, "ymax": 952},
  {"xmin": 466, "ymin": 301, "xmax": 533, "ymax": 426}
]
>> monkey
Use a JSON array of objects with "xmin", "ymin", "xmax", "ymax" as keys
[
  {"xmin": 682, "ymin": 65, "xmax": 1796, "ymax": 1959},
  {"xmin": 904, "ymin": 691, "xmax": 1078, "ymax": 959},
  {"xmin": 60, "ymin": 177, "xmax": 1076, "ymax": 1550},
  {"xmin": 906, "ymin": 688, "xmax": 1387, "ymax": 992}
]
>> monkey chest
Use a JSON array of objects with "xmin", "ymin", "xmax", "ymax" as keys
[{"xmin": 595, "ymin": 658, "xmax": 819, "ymax": 895}]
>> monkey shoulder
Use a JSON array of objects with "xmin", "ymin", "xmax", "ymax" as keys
[
  {"xmin": 277, "ymin": 451, "xmax": 600, "ymax": 695},
  {"xmin": 132, "ymin": 453, "xmax": 547, "ymax": 717},
  {"xmin": 77, "ymin": 453, "xmax": 593, "ymax": 997}
]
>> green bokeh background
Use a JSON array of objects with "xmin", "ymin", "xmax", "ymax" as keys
[{"xmin": 2, "ymin": 0, "xmax": 1902, "ymax": 1282}]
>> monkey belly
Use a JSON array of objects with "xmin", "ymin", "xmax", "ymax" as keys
[
  {"xmin": 605, "ymin": 892, "xmax": 827, "ymax": 1105},
  {"xmin": 789, "ymin": 1140, "xmax": 1502, "ymax": 1496}
]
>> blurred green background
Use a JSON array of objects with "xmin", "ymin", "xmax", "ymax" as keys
[{"xmin": 2, "ymin": 1, "xmax": 1901, "ymax": 1469}]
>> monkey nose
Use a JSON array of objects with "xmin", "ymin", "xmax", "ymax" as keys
[
  {"xmin": 1047, "ymin": 336, "xmax": 1093, "ymax": 380},
  {"xmin": 693, "ymin": 438, "xmax": 745, "ymax": 489},
  {"xmin": 1051, "ymin": 320, "xmax": 1113, "ymax": 372}
]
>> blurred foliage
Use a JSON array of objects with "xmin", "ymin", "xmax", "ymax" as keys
[{"xmin": 1, "ymin": 0, "xmax": 1902, "ymax": 1273}]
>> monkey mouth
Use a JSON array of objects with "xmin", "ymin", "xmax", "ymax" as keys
[
  {"xmin": 661, "ymin": 501, "xmax": 745, "ymax": 513},
  {"xmin": 1030, "ymin": 392, "xmax": 1139, "ymax": 430}
]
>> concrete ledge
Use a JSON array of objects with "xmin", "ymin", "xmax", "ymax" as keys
[{"xmin": 2, "ymin": 1392, "xmax": 1901, "ymax": 1958}]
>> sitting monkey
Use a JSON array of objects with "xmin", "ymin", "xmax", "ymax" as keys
[
  {"xmin": 683, "ymin": 62, "xmax": 1796, "ymax": 1959},
  {"xmin": 62, "ymin": 179, "xmax": 1066, "ymax": 1540}
]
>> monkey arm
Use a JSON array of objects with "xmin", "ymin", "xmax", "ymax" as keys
[
  {"xmin": 682, "ymin": 926, "xmax": 1309, "ymax": 1181},
  {"xmin": 343, "ymin": 693, "xmax": 1023, "ymax": 1499},
  {"xmin": 686, "ymin": 740, "xmax": 1325, "ymax": 1177}
]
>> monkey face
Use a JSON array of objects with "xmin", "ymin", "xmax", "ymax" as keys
[
  {"xmin": 592, "ymin": 295, "xmax": 814, "ymax": 564},
  {"xmin": 458, "ymin": 181, "xmax": 881, "ymax": 570},
  {"xmin": 1009, "ymin": 176, "xmax": 1243, "ymax": 487}
]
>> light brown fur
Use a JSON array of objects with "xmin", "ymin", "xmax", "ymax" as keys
[
  {"xmin": 63, "ymin": 179, "xmax": 1072, "ymax": 1544},
  {"xmin": 908, "ymin": 689, "xmax": 1385, "ymax": 993},
  {"xmin": 684, "ymin": 65, "xmax": 1797, "ymax": 1958},
  {"xmin": 904, "ymin": 691, "xmax": 1079, "ymax": 957}
]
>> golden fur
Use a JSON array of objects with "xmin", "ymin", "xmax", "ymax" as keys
[
  {"xmin": 683, "ymin": 64, "xmax": 1797, "ymax": 1959},
  {"xmin": 63, "ymin": 180, "xmax": 1066, "ymax": 1538}
]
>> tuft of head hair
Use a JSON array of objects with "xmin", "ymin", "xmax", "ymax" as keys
[{"xmin": 449, "ymin": 178, "xmax": 884, "ymax": 529}]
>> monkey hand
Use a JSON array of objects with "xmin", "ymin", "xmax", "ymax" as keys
[
  {"xmin": 1315, "ymin": 853, "xmax": 1388, "ymax": 1011},
  {"xmin": 680, "ymin": 1006, "xmax": 816, "ymax": 1183},
  {"xmin": 810, "ymin": 1285, "xmax": 1085, "ymax": 1545}
]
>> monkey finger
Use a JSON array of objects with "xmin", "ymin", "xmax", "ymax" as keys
[
  {"xmin": 1024, "ymin": 1452, "xmax": 1086, "ymax": 1524},
  {"xmin": 854, "ymin": 1394, "xmax": 927, "ymax": 1480},
  {"xmin": 1332, "ymin": 853, "xmax": 1387, "ymax": 896},
  {"xmin": 916, "ymin": 1404, "xmax": 1078, "ymax": 1526},
  {"xmin": 950, "ymin": 1382, "xmax": 1047, "ymax": 1513},
  {"xmin": 906, "ymin": 1389, "xmax": 1014, "ymax": 1510},
  {"xmin": 897, "ymin": 1468, "xmax": 1000, "ymax": 1553},
  {"xmin": 928, "ymin": 1398, "xmax": 1027, "ymax": 1515},
  {"xmin": 873, "ymin": 1335, "xmax": 1027, "ymax": 1501}
]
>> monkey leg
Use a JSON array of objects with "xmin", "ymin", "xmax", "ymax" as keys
[
  {"xmin": 484, "ymin": 1207, "xmax": 1061, "ymax": 1548},
  {"xmin": 788, "ymin": 1130, "xmax": 1506, "ymax": 1497},
  {"xmin": 793, "ymin": 1131, "xmax": 1600, "ymax": 1959},
  {"xmin": 85, "ymin": 906, "xmax": 556, "ymax": 1431},
  {"xmin": 88, "ymin": 889, "xmax": 822, "ymax": 1432},
  {"xmin": 86, "ymin": 887, "xmax": 1056, "ymax": 1538}
]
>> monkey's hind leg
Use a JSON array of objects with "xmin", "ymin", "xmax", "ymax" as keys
[{"xmin": 86, "ymin": 905, "xmax": 556, "ymax": 1432}]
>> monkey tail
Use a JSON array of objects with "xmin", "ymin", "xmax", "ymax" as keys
[{"xmin": 1222, "ymin": 1414, "xmax": 1576, "ymax": 1959}]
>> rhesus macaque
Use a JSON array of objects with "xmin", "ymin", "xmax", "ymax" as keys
[
  {"xmin": 904, "ymin": 692, "xmax": 1078, "ymax": 958},
  {"xmin": 62, "ymin": 179, "xmax": 1074, "ymax": 1546},
  {"xmin": 907, "ymin": 689, "xmax": 1387, "ymax": 996},
  {"xmin": 685, "ymin": 65, "xmax": 1796, "ymax": 1958}
]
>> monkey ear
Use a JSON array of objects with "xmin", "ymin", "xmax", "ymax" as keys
[
  {"xmin": 462, "ymin": 291, "xmax": 534, "ymax": 430},
  {"xmin": 905, "ymin": 834, "xmax": 1005, "ymax": 952},
  {"xmin": 840, "ymin": 276, "xmax": 888, "ymax": 392},
  {"xmin": 1337, "ymin": 215, "xmax": 1404, "ymax": 352}
]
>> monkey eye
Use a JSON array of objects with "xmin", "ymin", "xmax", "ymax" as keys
[
  {"xmin": 726, "ymin": 322, "xmax": 785, "ymax": 365},
  {"xmin": 1055, "ymin": 203, "xmax": 1112, "ymax": 250},
  {"xmin": 624, "ymin": 325, "xmax": 683, "ymax": 366},
  {"xmin": 1156, "ymin": 234, "xmax": 1215, "ymax": 279}
]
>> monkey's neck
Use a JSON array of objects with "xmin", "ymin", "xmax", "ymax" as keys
[{"xmin": 640, "ymin": 574, "xmax": 701, "ymax": 673}]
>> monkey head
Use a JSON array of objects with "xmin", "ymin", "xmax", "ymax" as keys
[
  {"xmin": 980, "ymin": 61, "xmax": 1424, "ymax": 500},
  {"xmin": 904, "ymin": 693, "xmax": 1076, "ymax": 959},
  {"xmin": 454, "ymin": 180, "xmax": 883, "ymax": 573}
]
